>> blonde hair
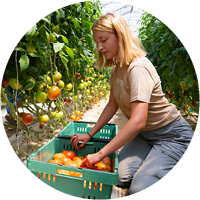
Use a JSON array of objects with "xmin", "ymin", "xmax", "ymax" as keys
[{"xmin": 92, "ymin": 13, "xmax": 146, "ymax": 70}]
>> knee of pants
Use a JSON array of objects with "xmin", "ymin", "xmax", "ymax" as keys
[{"xmin": 117, "ymin": 171, "xmax": 132, "ymax": 189}]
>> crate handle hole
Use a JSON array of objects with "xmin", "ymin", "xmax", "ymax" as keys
[
  {"xmin": 83, "ymin": 180, "xmax": 86, "ymax": 188},
  {"xmin": 88, "ymin": 195, "xmax": 90, "ymax": 199}
]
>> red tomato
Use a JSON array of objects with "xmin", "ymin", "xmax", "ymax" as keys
[
  {"xmin": 62, "ymin": 151, "xmax": 76, "ymax": 159},
  {"xmin": 21, "ymin": 113, "xmax": 33, "ymax": 125},
  {"xmin": 47, "ymin": 86, "xmax": 60, "ymax": 100},
  {"xmin": 2, "ymin": 78, "xmax": 9, "ymax": 87}
]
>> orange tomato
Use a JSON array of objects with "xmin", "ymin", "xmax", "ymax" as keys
[
  {"xmin": 95, "ymin": 162, "xmax": 111, "ymax": 172},
  {"xmin": 65, "ymin": 160, "xmax": 79, "ymax": 167},
  {"xmin": 100, "ymin": 156, "xmax": 112, "ymax": 167},
  {"xmin": 62, "ymin": 151, "xmax": 76, "ymax": 159},
  {"xmin": 73, "ymin": 157, "xmax": 83, "ymax": 166},
  {"xmin": 60, "ymin": 157, "xmax": 71, "ymax": 165},
  {"xmin": 70, "ymin": 115, "xmax": 76, "ymax": 120},
  {"xmin": 49, "ymin": 159, "xmax": 62, "ymax": 164},
  {"xmin": 75, "ymin": 110, "xmax": 81, "ymax": 116},
  {"xmin": 53, "ymin": 153, "xmax": 66, "ymax": 160},
  {"xmin": 47, "ymin": 86, "xmax": 60, "ymax": 100}
]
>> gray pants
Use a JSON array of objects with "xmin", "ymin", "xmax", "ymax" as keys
[{"xmin": 117, "ymin": 116, "xmax": 194, "ymax": 194}]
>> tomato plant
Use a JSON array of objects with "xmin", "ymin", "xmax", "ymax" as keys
[{"xmin": 138, "ymin": 12, "xmax": 199, "ymax": 120}]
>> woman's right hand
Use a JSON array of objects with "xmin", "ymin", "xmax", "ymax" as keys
[{"xmin": 70, "ymin": 133, "xmax": 91, "ymax": 150}]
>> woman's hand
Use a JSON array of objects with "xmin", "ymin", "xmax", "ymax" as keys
[
  {"xmin": 70, "ymin": 133, "xmax": 91, "ymax": 150},
  {"xmin": 80, "ymin": 152, "xmax": 104, "ymax": 169}
]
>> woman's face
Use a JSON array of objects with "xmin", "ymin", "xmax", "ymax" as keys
[{"xmin": 93, "ymin": 30, "xmax": 119, "ymax": 62}]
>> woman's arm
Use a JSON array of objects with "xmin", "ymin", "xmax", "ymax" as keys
[
  {"xmin": 70, "ymin": 88, "xmax": 119, "ymax": 149},
  {"xmin": 88, "ymin": 88, "xmax": 119, "ymax": 137},
  {"xmin": 81, "ymin": 100, "xmax": 148, "ymax": 167}
]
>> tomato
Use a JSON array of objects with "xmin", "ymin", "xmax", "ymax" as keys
[
  {"xmin": 57, "ymin": 80, "xmax": 65, "ymax": 89},
  {"xmin": 46, "ymin": 32, "xmax": 56, "ymax": 43},
  {"xmin": 16, "ymin": 100, "xmax": 23, "ymax": 107},
  {"xmin": 52, "ymin": 25, "xmax": 60, "ymax": 34},
  {"xmin": 21, "ymin": 113, "xmax": 33, "ymax": 125},
  {"xmin": 18, "ymin": 112, "xmax": 25, "ymax": 118},
  {"xmin": 73, "ymin": 157, "xmax": 83, "ymax": 166},
  {"xmin": 64, "ymin": 98, "xmax": 68, "ymax": 102},
  {"xmin": 62, "ymin": 151, "xmax": 76, "ymax": 159},
  {"xmin": 60, "ymin": 157, "xmax": 71, "ymax": 165},
  {"xmin": 100, "ymin": 156, "xmax": 112, "ymax": 167},
  {"xmin": 90, "ymin": 90, "xmax": 94, "ymax": 94},
  {"xmin": 70, "ymin": 115, "xmax": 76, "ymax": 120},
  {"xmin": 75, "ymin": 110, "xmax": 81, "ymax": 116},
  {"xmin": 25, "ymin": 76, "xmax": 35, "ymax": 90},
  {"xmin": 9, "ymin": 78, "xmax": 22, "ymax": 89},
  {"xmin": 53, "ymin": 71, "xmax": 62, "ymax": 83},
  {"xmin": 84, "ymin": 89, "xmax": 90, "ymax": 94},
  {"xmin": 167, "ymin": 93, "xmax": 174, "ymax": 99},
  {"xmin": 38, "ymin": 114, "xmax": 49, "ymax": 124},
  {"xmin": 38, "ymin": 82, "xmax": 47, "ymax": 91},
  {"xmin": 51, "ymin": 111, "xmax": 63, "ymax": 119},
  {"xmin": 65, "ymin": 83, "xmax": 73, "ymax": 91},
  {"xmin": 87, "ymin": 80, "xmax": 92, "ymax": 85},
  {"xmin": 53, "ymin": 153, "xmax": 66, "ymax": 160},
  {"xmin": 35, "ymin": 91, "xmax": 47, "ymax": 103},
  {"xmin": 39, "ymin": 124, "xmax": 43, "ymax": 129},
  {"xmin": 2, "ymin": 78, "xmax": 9, "ymax": 87},
  {"xmin": 73, "ymin": 95, "xmax": 78, "ymax": 100},
  {"xmin": 43, "ymin": 75, "xmax": 52, "ymax": 85},
  {"xmin": 99, "ymin": 92, "xmax": 103, "ymax": 96},
  {"xmin": 47, "ymin": 86, "xmax": 60, "ymax": 100},
  {"xmin": 78, "ymin": 83, "xmax": 84, "ymax": 90},
  {"xmin": 87, "ymin": 95, "xmax": 92, "ymax": 101},
  {"xmin": 49, "ymin": 159, "xmax": 62, "ymax": 164},
  {"xmin": 65, "ymin": 160, "xmax": 79, "ymax": 167},
  {"xmin": 95, "ymin": 162, "xmax": 111, "ymax": 172}
]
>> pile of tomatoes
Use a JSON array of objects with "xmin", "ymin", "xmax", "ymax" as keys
[{"xmin": 48, "ymin": 150, "xmax": 112, "ymax": 178}]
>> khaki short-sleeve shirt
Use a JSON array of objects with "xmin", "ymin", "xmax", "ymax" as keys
[{"xmin": 110, "ymin": 57, "xmax": 181, "ymax": 131}]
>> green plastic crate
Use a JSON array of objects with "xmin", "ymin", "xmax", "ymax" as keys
[{"xmin": 27, "ymin": 121, "xmax": 118, "ymax": 199}]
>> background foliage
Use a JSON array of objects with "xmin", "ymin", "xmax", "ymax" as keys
[{"xmin": 138, "ymin": 12, "xmax": 199, "ymax": 120}]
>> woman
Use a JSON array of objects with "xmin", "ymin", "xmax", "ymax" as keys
[{"xmin": 70, "ymin": 13, "xmax": 193, "ymax": 194}]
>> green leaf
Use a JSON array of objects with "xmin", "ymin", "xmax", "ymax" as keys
[
  {"xmin": 73, "ymin": 20, "xmax": 80, "ymax": 29},
  {"xmin": 53, "ymin": 43, "xmax": 64, "ymax": 53},
  {"xmin": 65, "ymin": 46, "xmax": 74, "ymax": 60},
  {"xmin": 19, "ymin": 55, "xmax": 29, "ymax": 71},
  {"xmin": 15, "ymin": 47, "xmax": 26, "ymax": 52},
  {"xmin": 42, "ymin": 17, "xmax": 50, "ymax": 24},
  {"xmin": 60, "ymin": 35, "xmax": 69, "ymax": 45},
  {"xmin": 25, "ymin": 24, "xmax": 37, "ymax": 41},
  {"xmin": 28, "ymin": 52, "xmax": 42, "ymax": 57}
]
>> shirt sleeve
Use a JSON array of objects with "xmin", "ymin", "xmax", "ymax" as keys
[{"xmin": 128, "ymin": 66, "xmax": 155, "ymax": 103}]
